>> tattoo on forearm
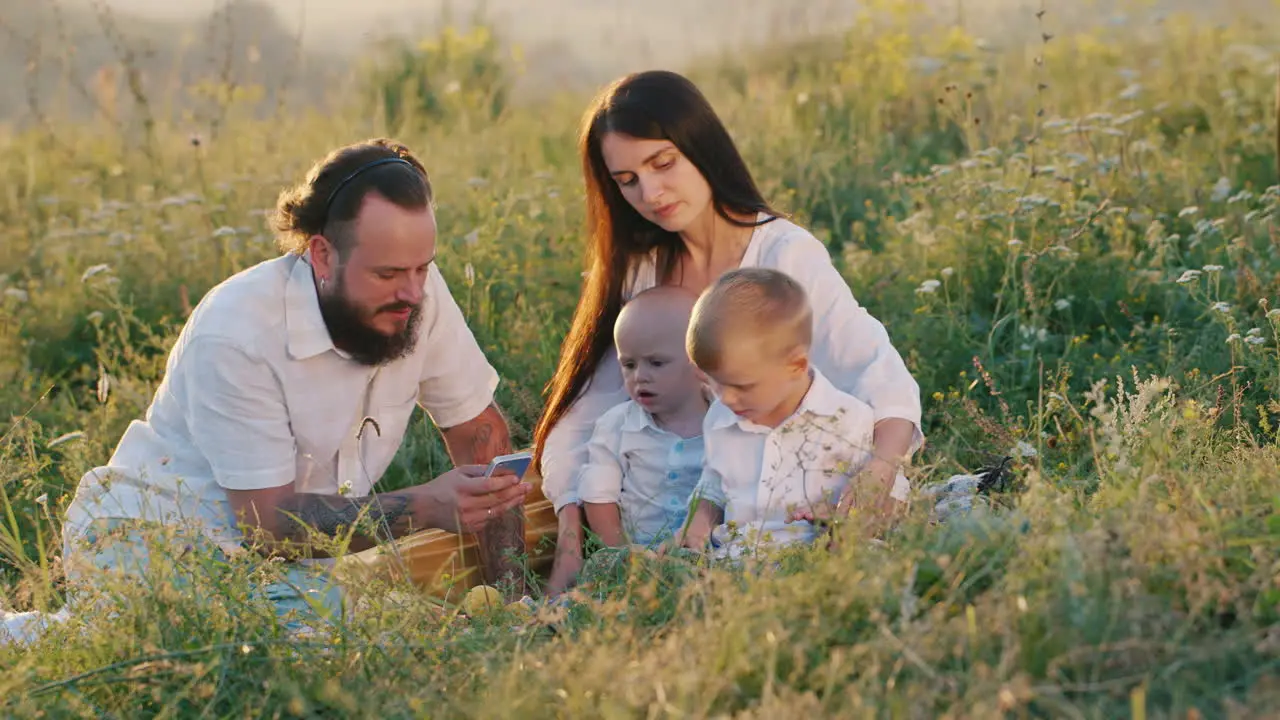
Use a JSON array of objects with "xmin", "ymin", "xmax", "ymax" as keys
[
  {"xmin": 275, "ymin": 492, "xmax": 413, "ymax": 546},
  {"xmin": 444, "ymin": 403, "xmax": 514, "ymax": 466}
]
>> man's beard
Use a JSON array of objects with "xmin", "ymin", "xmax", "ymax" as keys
[{"xmin": 317, "ymin": 278, "xmax": 423, "ymax": 366}]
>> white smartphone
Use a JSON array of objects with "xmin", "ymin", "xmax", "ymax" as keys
[{"xmin": 483, "ymin": 451, "xmax": 533, "ymax": 480}]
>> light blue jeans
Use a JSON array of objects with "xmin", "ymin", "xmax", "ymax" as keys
[{"xmin": 63, "ymin": 518, "xmax": 344, "ymax": 633}]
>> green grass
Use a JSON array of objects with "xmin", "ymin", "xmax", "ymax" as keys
[{"xmin": 2, "ymin": 2, "xmax": 1280, "ymax": 716}]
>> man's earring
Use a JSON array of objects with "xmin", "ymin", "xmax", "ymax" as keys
[{"xmin": 319, "ymin": 277, "xmax": 327, "ymax": 291}]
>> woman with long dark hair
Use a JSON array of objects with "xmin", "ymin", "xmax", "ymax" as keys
[{"xmin": 534, "ymin": 70, "xmax": 923, "ymax": 593}]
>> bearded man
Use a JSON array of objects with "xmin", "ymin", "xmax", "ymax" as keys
[{"xmin": 58, "ymin": 138, "xmax": 531, "ymax": 621}]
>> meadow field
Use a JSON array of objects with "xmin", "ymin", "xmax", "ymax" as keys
[{"xmin": 1, "ymin": 0, "xmax": 1280, "ymax": 716}]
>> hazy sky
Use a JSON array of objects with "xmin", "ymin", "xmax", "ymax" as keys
[
  {"xmin": 76, "ymin": 1, "xmax": 1263, "ymax": 60},
  {"xmin": 29, "ymin": 0, "xmax": 1270, "ymax": 106}
]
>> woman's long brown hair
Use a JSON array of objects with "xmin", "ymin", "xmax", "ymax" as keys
[{"xmin": 531, "ymin": 70, "xmax": 780, "ymax": 471}]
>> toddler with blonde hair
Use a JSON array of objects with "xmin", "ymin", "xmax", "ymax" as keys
[{"xmin": 676, "ymin": 267, "xmax": 908, "ymax": 557}]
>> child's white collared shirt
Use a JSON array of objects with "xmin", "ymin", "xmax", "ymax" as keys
[
  {"xmin": 576, "ymin": 400, "xmax": 705, "ymax": 547},
  {"xmin": 695, "ymin": 368, "xmax": 909, "ymax": 558}
]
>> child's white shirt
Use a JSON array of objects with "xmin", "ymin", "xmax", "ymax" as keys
[
  {"xmin": 695, "ymin": 367, "xmax": 910, "ymax": 559},
  {"xmin": 576, "ymin": 400, "xmax": 705, "ymax": 547}
]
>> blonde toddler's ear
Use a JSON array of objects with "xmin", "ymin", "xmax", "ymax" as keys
[{"xmin": 787, "ymin": 346, "xmax": 811, "ymax": 376}]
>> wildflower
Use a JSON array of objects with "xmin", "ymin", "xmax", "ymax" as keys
[
  {"xmin": 35, "ymin": 494, "xmax": 48, "ymax": 506},
  {"xmin": 1175, "ymin": 270, "xmax": 1201, "ymax": 284},
  {"xmin": 1008, "ymin": 238, "xmax": 1024, "ymax": 248},
  {"xmin": 1202, "ymin": 264, "xmax": 1224, "ymax": 273},
  {"xmin": 3, "ymin": 288, "xmax": 28, "ymax": 302},
  {"xmin": 915, "ymin": 279, "xmax": 941, "ymax": 294},
  {"xmin": 908, "ymin": 57, "xmax": 944, "ymax": 74},
  {"xmin": 1245, "ymin": 336, "xmax": 1266, "ymax": 345},
  {"xmin": 940, "ymin": 267, "xmax": 954, "ymax": 278},
  {"xmin": 1211, "ymin": 302, "xmax": 1231, "ymax": 313},
  {"xmin": 212, "ymin": 226, "xmax": 238, "ymax": 237},
  {"xmin": 1118, "ymin": 83, "xmax": 1143, "ymax": 100},
  {"xmin": 338, "ymin": 480, "xmax": 353, "ymax": 496},
  {"xmin": 466, "ymin": 177, "xmax": 488, "ymax": 188},
  {"xmin": 1268, "ymin": 309, "xmax": 1280, "ymax": 319},
  {"xmin": 1054, "ymin": 298, "xmax": 1071, "ymax": 310},
  {"xmin": 97, "ymin": 364, "xmax": 111, "ymax": 404},
  {"xmin": 81, "ymin": 264, "xmax": 111, "ymax": 283},
  {"xmin": 463, "ymin": 229, "xmax": 480, "ymax": 246},
  {"xmin": 1211, "ymin": 177, "xmax": 1232, "ymax": 202},
  {"xmin": 1226, "ymin": 333, "xmax": 1241, "ymax": 344},
  {"xmin": 1114, "ymin": 110, "xmax": 1145, "ymax": 125},
  {"xmin": 48, "ymin": 431, "xmax": 86, "ymax": 448},
  {"xmin": 1178, "ymin": 206, "xmax": 1199, "ymax": 218},
  {"xmin": 1011, "ymin": 441, "xmax": 1038, "ymax": 458},
  {"xmin": 1019, "ymin": 325, "xmax": 1048, "ymax": 343}
]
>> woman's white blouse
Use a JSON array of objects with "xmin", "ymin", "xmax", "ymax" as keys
[{"xmin": 538, "ymin": 214, "xmax": 924, "ymax": 511}]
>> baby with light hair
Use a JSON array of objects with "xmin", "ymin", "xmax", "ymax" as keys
[
  {"xmin": 576, "ymin": 286, "xmax": 710, "ymax": 549},
  {"xmin": 676, "ymin": 267, "xmax": 909, "ymax": 558}
]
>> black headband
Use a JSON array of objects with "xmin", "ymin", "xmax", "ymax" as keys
[{"xmin": 323, "ymin": 156, "xmax": 415, "ymax": 219}]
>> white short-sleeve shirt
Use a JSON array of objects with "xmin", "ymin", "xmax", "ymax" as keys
[
  {"xmin": 538, "ymin": 213, "xmax": 924, "ymax": 511},
  {"xmin": 695, "ymin": 367, "xmax": 910, "ymax": 559},
  {"xmin": 576, "ymin": 400, "xmax": 704, "ymax": 547},
  {"xmin": 61, "ymin": 252, "xmax": 500, "ymax": 556}
]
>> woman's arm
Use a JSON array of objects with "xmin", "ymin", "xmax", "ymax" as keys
[
  {"xmin": 774, "ymin": 231, "xmax": 925, "ymax": 455},
  {"xmin": 538, "ymin": 349, "xmax": 629, "ymax": 511},
  {"xmin": 539, "ymin": 349, "xmax": 629, "ymax": 595}
]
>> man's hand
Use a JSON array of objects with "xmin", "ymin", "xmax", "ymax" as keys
[{"xmin": 421, "ymin": 465, "xmax": 530, "ymax": 535}]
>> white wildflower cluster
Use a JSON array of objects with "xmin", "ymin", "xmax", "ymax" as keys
[
  {"xmin": 80, "ymin": 264, "xmax": 112, "ymax": 283},
  {"xmin": 1019, "ymin": 324, "xmax": 1049, "ymax": 351},
  {"xmin": 1210, "ymin": 177, "xmax": 1232, "ymax": 203}
]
